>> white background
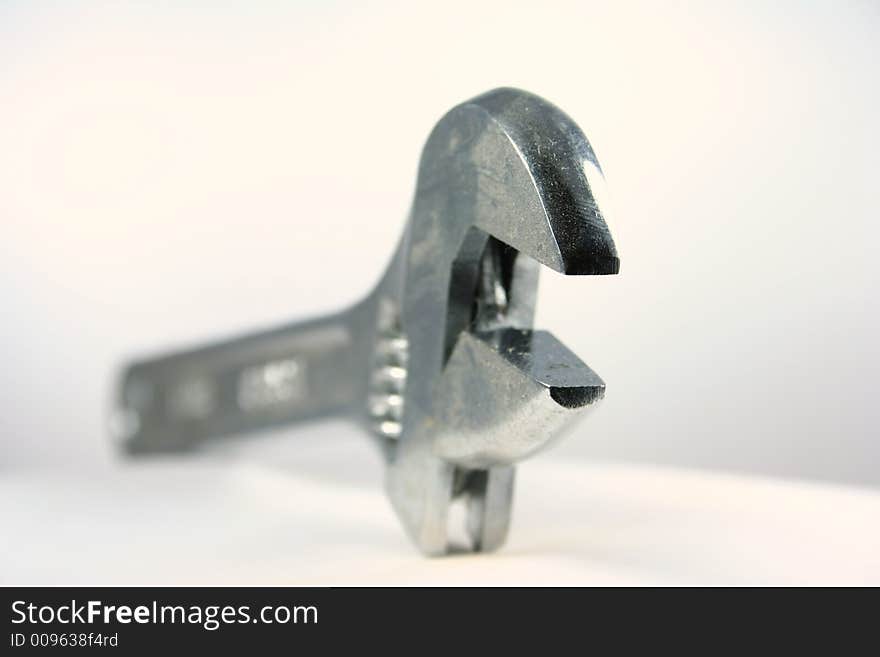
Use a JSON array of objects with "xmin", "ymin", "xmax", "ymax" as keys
[{"xmin": 2, "ymin": 0, "xmax": 878, "ymax": 486}]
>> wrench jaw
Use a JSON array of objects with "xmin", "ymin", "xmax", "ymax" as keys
[
  {"xmin": 402, "ymin": 87, "xmax": 619, "ymax": 282},
  {"xmin": 434, "ymin": 329, "xmax": 606, "ymax": 470},
  {"xmin": 384, "ymin": 88, "xmax": 619, "ymax": 555},
  {"xmin": 386, "ymin": 329, "xmax": 606, "ymax": 556},
  {"xmin": 436, "ymin": 329, "xmax": 604, "ymax": 554}
]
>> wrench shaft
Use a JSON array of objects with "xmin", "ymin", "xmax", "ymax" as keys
[{"xmin": 118, "ymin": 311, "xmax": 364, "ymax": 452}]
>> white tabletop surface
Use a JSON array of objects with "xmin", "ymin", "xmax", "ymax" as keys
[{"xmin": 2, "ymin": 423, "xmax": 878, "ymax": 586}]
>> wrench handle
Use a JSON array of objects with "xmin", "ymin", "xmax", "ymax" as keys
[{"xmin": 114, "ymin": 311, "xmax": 363, "ymax": 453}]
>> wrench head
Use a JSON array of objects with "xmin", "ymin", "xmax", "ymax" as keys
[{"xmin": 381, "ymin": 88, "xmax": 620, "ymax": 554}]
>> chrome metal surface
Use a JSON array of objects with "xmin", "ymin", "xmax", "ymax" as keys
[{"xmin": 114, "ymin": 87, "xmax": 620, "ymax": 555}]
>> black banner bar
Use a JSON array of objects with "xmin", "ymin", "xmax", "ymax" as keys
[{"xmin": 0, "ymin": 587, "xmax": 871, "ymax": 651}]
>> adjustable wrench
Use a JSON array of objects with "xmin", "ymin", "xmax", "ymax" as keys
[{"xmin": 114, "ymin": 88, "xmax": 620, "ymax": 555}]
